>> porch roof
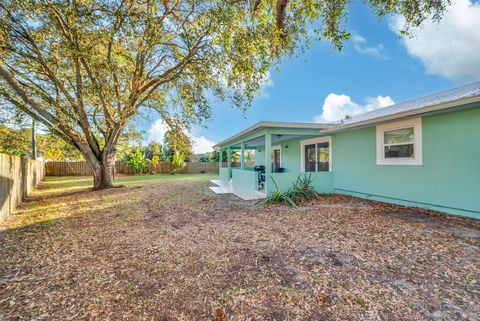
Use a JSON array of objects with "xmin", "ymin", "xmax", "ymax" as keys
[{"xmin": 214, "ymin": 121, "xmax": 331, "ymax": 148}]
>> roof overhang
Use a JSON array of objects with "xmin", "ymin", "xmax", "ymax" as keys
[{"xmin": 214, "ymin": 121, "xmax": 330, "ymax": 148}]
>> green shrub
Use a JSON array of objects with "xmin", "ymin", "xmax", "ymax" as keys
[
  {"xmin": 151, "ymin": 155, "xmax": 160, "ymax": 165},
  {"xmin": 267, "ymin": 188, "xmax": 297, "ymax": 208},
  {"xmin": 125, "ymin": 148, "xmax": 150, "ymax": 174},
  {"xmin": 171, "ymin": 151, "xmax": 186, "ymax": 174},
  {"xmin": 266, "ymin": 174, "xmax": 318, "ymax": 207},
  {"xmin": 287, "ymin": 174, "xmax": 318, "ymax": 205}
]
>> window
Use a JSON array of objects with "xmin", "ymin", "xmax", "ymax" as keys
[
  {"xmin": 300, "ymin": 137, "xmax": 332, "ymax": 172},
  {"xmin": 376, "ymin": 117, "xmax": 422, "ymax": 165}
]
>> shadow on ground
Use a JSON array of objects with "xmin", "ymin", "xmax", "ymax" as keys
[{"xmin": 0, "ymin": 175, "xmax": 479, "ymax": 320}]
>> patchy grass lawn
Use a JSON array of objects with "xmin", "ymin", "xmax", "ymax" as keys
[{"xmin": 0, "ymin": 175, "xmax": 479, "ymax": 320}]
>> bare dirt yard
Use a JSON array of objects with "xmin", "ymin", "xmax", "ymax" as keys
[{"xmin": 1, "ymin": 175, "xmax": 479, "ymax": 321}]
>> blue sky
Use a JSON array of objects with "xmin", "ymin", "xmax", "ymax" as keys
[{"xmin": 144, "ymin": 0, "xmax": 480, "ymax": 153}]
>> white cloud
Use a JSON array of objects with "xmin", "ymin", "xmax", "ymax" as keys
[
  {"xmin": 351, "ymin": 33, "xmax": 387, "ymax": 59},
  {"xmin": 257, "ymin": 71, "xmax": 274, "ymax": 98},
  {"xmin": 389, "ymin": 0, "xmax": 480, "ymax": 81},
  {"xmin": 147, "ymin": 119, "xmax": 169, "ymax": 143},
  {"xmin": 191, "ymin": 135, "xmax": 216, "ymax": 154},
  {"xmin": 313, "ymin": 93, "xmax": 394, "ymax": 123},
  {"xmin": 365, "ymin": 96, "xmax": 395, "ymax": 110},
  {"xmin": 147, "ymin": 119, "xmax": 216, "ymax": 154}
]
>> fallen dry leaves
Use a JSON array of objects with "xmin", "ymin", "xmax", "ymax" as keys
[{"xmin": 0, "ymin": 175, "xmax": 479, "ymax": 320}]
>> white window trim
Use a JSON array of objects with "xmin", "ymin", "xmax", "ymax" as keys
[
  {"xmin": 271, "ymin": 145, "xmax": 282, "ymax": 167},
  {"xmin": 300, "ymin": 136, "xmax": 333, "ymax": 172},
  {"xmin": 376, "ymin": 117, "xmax": 422, "ymax": 166}
]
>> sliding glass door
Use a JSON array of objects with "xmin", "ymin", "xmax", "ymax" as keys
[
  {"xmin": 305, "ymin": 144, "xmax": 316, "ymax": 172},
  {"xmin": 317, "ymin": 142, "xmax": 329, "ymax": 172},
  {"xmin": 302, "ymin": 137, "xmax": 331, "ymax": 172}
]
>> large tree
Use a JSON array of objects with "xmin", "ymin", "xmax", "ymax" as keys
[{"xmin": 0, "ymin": 0, "xmax": 449, "ymax": 189}]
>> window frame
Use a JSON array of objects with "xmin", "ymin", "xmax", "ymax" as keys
[
  {"xmin": 376, "ymin": 117, "xmax": 422, "ymax": 166},
  {"xmin": 300, "ymin": 136, "xmax": 333, "ymax": 172}
]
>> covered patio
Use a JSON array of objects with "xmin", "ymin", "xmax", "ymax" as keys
[{"xmin": 210, "ymin": 122, "xmax": 334, "ymax": 200}]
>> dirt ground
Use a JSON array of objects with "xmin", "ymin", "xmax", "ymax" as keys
[{"xmin": 0, "ymin": 175, "xmax": 479, "ymax": 321}]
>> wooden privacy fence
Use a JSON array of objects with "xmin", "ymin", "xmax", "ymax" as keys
[
  {"xmin": 179, "ymin": 162, "xmax": 221, "ymax": 174},
  {"xmin": 45, "ymin": 160, "xmax": 223, "ymax": 176},
  {"xmin": 0, "ymin": 153, "xmax": 45, "ymax": 222}
]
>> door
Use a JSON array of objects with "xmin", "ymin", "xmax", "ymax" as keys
[{"xmin": 272, "ymin": 148, "xmax": 281, "ymax": 171}]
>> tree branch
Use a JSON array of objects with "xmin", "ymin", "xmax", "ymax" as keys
[{"xmin": 0, "ymin": 61, "xmax": 96, "ymax": 161}]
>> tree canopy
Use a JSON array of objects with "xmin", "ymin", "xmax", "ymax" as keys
[
  {"xmin": 0, "ymin": 0, "xmax": 450, "ymax": 188},
  {"xmin": 163, "ymin": 126, "xmax": 193, "ymax": 161}
]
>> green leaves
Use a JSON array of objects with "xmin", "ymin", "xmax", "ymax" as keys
[
  {"xmin": 267, "ymin": 173, "xmax": 319, "ymax": 207},
  {"xmin": 125, "ymin": 148, "xmax": 150, "ymax": 174},
  {"xmin": 0, "ymin": 0, "xmax": 451, "ymax": 176},
  {"xmin": 171, "ymin": 150, "xmax": 186, "ymax": 174}
]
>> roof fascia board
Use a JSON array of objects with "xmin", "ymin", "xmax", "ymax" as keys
[
  {"xmin": 214, "ymin": 122, "xmax": 329, "ymax": 148},
  {"xmin": 216, "ymin": 128, "xmax": 268, "ymax": 148},
  {"xmin": 266, "ymin": 127, "xmax": 324, "ymax": 136}
]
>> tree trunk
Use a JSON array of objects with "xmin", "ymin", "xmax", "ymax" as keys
[
  {"xmin": 91, "ymin": 151, "xmax": 116, "ymax": 190},
  {"xmin": 68, "ymin": 125, "xmax": 121, "ymax": 191},
  {"xmin": 92, "ymin": 164, "xmax": 113, "ymax": 190},
  {"xmin": 77, "ymin": 148, "xmax": 115, "ymax": 190}
]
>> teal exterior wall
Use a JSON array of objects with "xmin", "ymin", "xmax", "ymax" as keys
[
  {"xmin": 275, "ymin": 138, "xmax": 302, "ymax": 172},
  {"xmin": 332, "ymin": 107, "xmax": 480, "ymax": 219},
  {"xmin": 219, "ymin": 168, "xmax": 229, "ymax": 183},
  {"xmin": 232, "ymin": 169, "xmax": 258, "ymax": 192},
  {"xmin": 270, "ymin": 172, "xmax": 334, "ymax": 194},
  {"xmin": 254, "ymin": 148, "xmax": 265, "ymax": 166}
]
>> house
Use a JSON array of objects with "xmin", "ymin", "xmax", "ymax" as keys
[{"xmin": 211, "ymin": 81, "xmax": 480, "ymax": 219}]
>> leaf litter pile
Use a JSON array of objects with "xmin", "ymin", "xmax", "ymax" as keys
[{"xmin": 0, "ymin": 175, "xmax": 479, "ymax": 320}]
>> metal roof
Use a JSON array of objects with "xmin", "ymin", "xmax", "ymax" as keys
[
  {"xmin": 214, "ymin": 81, "xmax": 480, "ymax": 147},
  {"xmin": 338, "ymin": 81, "xmax": 480, "ymax": 126}
]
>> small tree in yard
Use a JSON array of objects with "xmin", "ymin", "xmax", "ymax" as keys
[
  {"xmin": 0, "ymin": 0, "xmax": 450, "ymax": 189},
  {"xmin": 171, "ymin": 151, "xmax": 186, "ymax": 174},
  {"xmin": 150, "ymin": 155, "xmax": 160, "ymax": 174},
  {"xmin": 163, "ymin": 125, "xmax": 193, "ymax": 162}
]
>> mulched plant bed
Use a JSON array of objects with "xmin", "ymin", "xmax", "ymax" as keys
[{"xmin": 0, "ymin": 177, "xmax": 479, "ymax": 320}]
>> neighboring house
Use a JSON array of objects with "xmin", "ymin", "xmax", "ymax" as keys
[{"xmin": 211, "ymin": 81, "xmax": 480, "ymax": 219}]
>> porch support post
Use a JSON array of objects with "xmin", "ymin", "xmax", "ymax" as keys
[
  {"xmin": 240, "ymin": 143, "xmax": 245, "ymax": 170},
  {"xmin": 227, "ymin": 146, "xmax": 232, "ymax": 179},
  {"xmin": 264, "ymin": 134, "xmax": 271, "ymax": 195},
  {"xmin": 219, "ymin": 148, "xmax": 223, "ymax": 170}
]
